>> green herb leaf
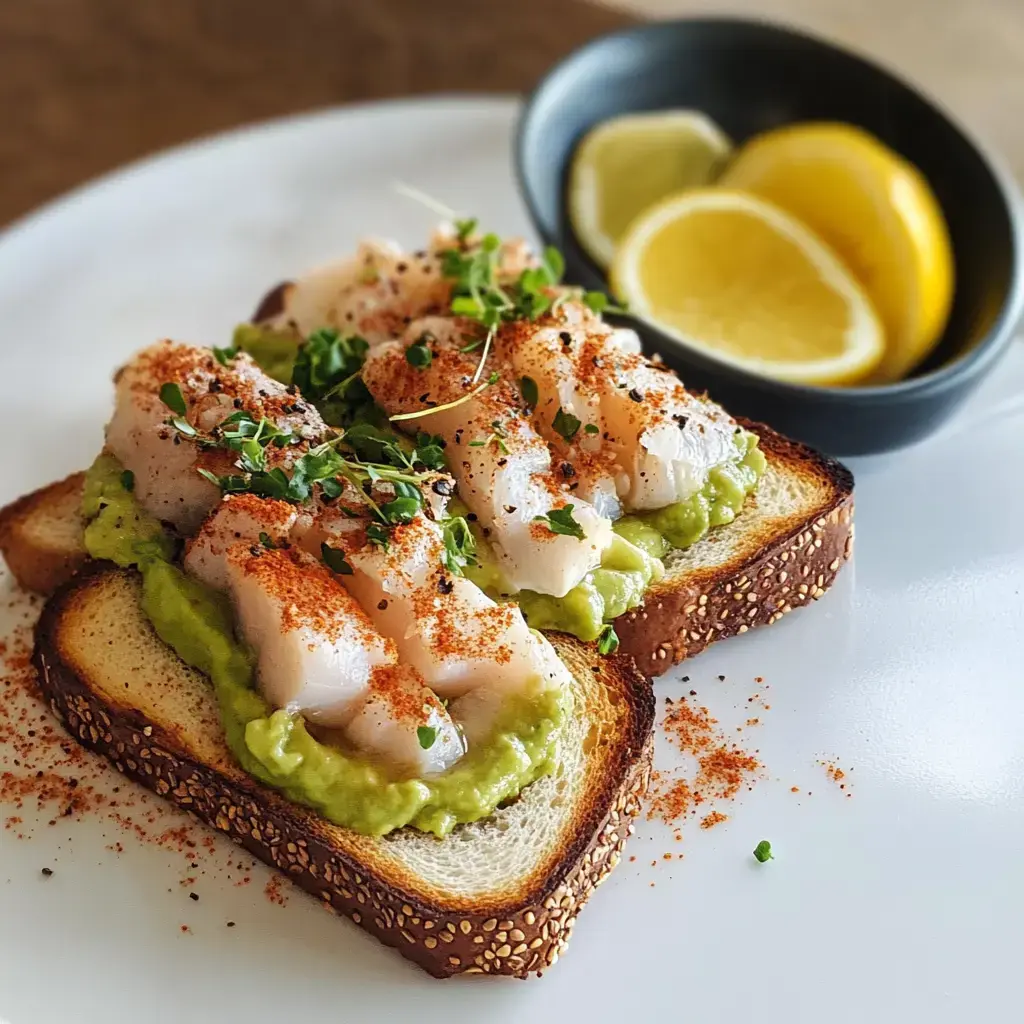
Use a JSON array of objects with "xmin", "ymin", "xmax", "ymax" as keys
[
  {"xmin": 321, "ymin": 542, "xmax": 353, "ymax": 575},
  {"xmin": 520, "ymin": 375, "xmax": 539, "ymax": 409},
  {"xmin": 258, "ymin": 532, "xmax": 277, "ymax": 549},
  {"xmin": 533, "ymin": 504, "xmax": 585, "ymax": 541},
  {"xmin": 405, "ymin": 338, "xmax": 433, "ymax": 369},
  {"xmin": 584, "ymin": 423, "xmax": 600, "ymax": 435},
  {"xmin": 412, "ymin": 432, "xmax": 448, "ymax": 472},
  {"xmin": 597, "ymin": 624, "xmax": 619, "ymax": 656},
  {"xmin": 159, "ymin": 382, "xmax": 187, "ymax": 417},
  {"xmin": 582, "ymin": 290, "xmax": 628, "ymax": 315},
  {"xmin": 441, "ymin": 517, "xmax": 477, "ymax": 577},
  {"xmin": 417, "ymin": 725, "xmax": 437, "ymax": 750},
  {"xmin": 552, "ymin": 406, "xmax": 582, "ymax": 443},
  {"xmin": 342, "ymin": 423, "xmax": 409, "ymax": 467},
  {"xmin": 753, "ymin": 840, "xmax": 774, "ymax": 863},
  {"xmin": 212, "ymin": 344, "xmax": 239, "ymax": 367},
  {"xmin": 451, "ymin": 295, "xmax": 483, "ymax": 317},
  {"xmin": 292, "ymin": 327, "xmax": 370, "ymax": 425},
  {"xmin": 169, "ymin": 417, "xmax": 197, "ymax": 438},
  {"xmin": 365, "ymin": 521, "xmax": 390, "ymax": 551},
  {"xmin": 197, "ymin": 468, "xmax": 250, "ymax": 492},
  {"xmin": 454, "ymin": 217, "xmax": 477, "ymax": 243},
  {"xmin": 320, "ymin": 477, "xmax": 344, "ymax": 499},
  {"xmin": 379, "ymin": 494, "xmax": 421, "ymax": 524},
  {"xmin": 541, "ymin": 246, "xmax": 565, "ymax": 283},
  {"xmin": 117, "ymin": 469, "xmax": 134, "ymax": 493}
]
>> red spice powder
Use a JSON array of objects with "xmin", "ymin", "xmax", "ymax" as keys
[
  {"xmin": 819, "ymin": 759, "xmax": 852, "ymax": 795},
  {"xmin": 647, "ymin": 773, "xmax": 693, "ymax": 824},
  {"xmin": 646, "ymin": 693, "xmax": 761, "ymax": 835},
  {"xmin": 264, "ymin": 874, "xmax": 290, "ymax": 907},
  {"xmin": 0, "ymin": 589, "xmax": 284, "ymax": 916}
]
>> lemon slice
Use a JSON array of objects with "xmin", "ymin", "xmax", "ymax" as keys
[
  {"xmin": 720, "ymin": 123, "xmax": 953, "ymax": 382},
  {"xmin": 611, "ymin": 189, "xmax": 885, "ymax": 387},
  {"xmin": 569, "ymin": 111, "xmax": 732, "ymax": 268}
]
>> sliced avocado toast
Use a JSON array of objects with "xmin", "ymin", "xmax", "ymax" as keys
[{"xmin": 33, "ymin": 562, "xmax": 653, "ymax": 978}]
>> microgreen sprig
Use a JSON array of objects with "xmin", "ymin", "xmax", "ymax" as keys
[
  {"xmin": 533, "ymin": 504, "xmax": 585, "ymax": 541},
  {"xmin": 441, "ymin": 517, "xmax": 477, "ymax": 577},
  {"xmin": 388, "ymin": 371, "xmax": 500, "ymax": 424}
]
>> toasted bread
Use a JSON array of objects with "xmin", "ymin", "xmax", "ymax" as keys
[
  {"xmin": 616, "ymin": 421, "xmax": 854, "ymax": 676},
  {"xmin": 0, "ymin": 423, "xmax": 854, "ymax": 677},
  {"xmin": 0, "ymin": 472, "xmax": 89, "ymax": 594},
  {"xmin": 33, "ymin": 565, "xmax": 654, "ymax": 978}
]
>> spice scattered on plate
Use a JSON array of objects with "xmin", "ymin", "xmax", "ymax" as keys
[{"xmin": 646, "ymin": 693, "xmax": 761, "ymax": 839}]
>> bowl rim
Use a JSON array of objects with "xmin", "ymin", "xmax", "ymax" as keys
[{"xmin": 514, "ymin": 14, "xmax": 1024, "ymax": 403}]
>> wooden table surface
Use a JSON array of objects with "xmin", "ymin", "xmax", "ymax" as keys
[
  {"xmin": 0, "ymin": 0, "xmax": 633, "ymax": 227},
  {"xmin": 3, "ymin": 0, "xmax": 1022, "ymax": 228}
]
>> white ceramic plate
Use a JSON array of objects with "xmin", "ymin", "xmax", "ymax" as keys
[{"xmin": 1, "ymin": 97, "xmax": 1022, "ymax": 1024}]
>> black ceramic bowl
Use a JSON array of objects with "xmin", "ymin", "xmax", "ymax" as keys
[{"xmin": 515, "ymin": 18, "xmax": 1024, "ymax": 456}]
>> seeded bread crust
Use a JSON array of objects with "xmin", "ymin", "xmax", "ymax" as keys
[
  {"xmin": 614, "ymin": 421, "xmax": 854, "ymax": 677},
  {"xmin": 34, "ymin": 565, "xmax": 655, "ymax": 978}
]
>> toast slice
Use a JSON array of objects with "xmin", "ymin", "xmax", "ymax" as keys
[
  {"xmin": 0, "ymin": 471, "xmax": 88, "ymax": 594},
  {"xmin": 0, "ymin": 423, "xmax": 854, "ymax": 677},
  {"xmin": 616, "ymin": 421, "xmax": 854, "ymax": 676},
  {"xmin": 33, "ymin": 565, "xmax": 654, "ymax": 978}
]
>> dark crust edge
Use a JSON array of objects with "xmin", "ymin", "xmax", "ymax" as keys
[
  {"xmin": 614, "ymin": 420, "xmax": 855, "ymax": 678},
  {"xmin": 32, "ymin": 568, "xmax": 654, "ymax": 980},
  {"xmin": 252, "ymin": 281, "xmax": 293, "ymax": 323}
]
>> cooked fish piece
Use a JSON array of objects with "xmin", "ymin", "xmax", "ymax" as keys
[
  {"xmin": 105, "ymin": 341, "xmax": 326, "ymax": 535},
  {"xmin": 224, "ymin": 544, "xmax": 393, "ymax": 728},
  {"xmin": 298, "ymin": 509, "xmax": 572, "ymax": 701},
  {"xmin": 184, "ymin": 493, "xmax": 298, "ymax": 592},
  {"xmin": 498, "ymin": 300, "xmax": 743, "ymax": 511},
  {"xmin": 448, "ymin": 632, "xmax": 569, "ymax": 746},
  {"xmin": 261, "ymin": 231, "xmax": 534, "ymax": 347},
  {"xmin": 263, "ymin": 240, "xmax": 450, "ymax": 347},
  {"xmin": 223, "ymin": 543, "xmax": 462, "ymax": 775},
  {"xmin": 596, "ymin": 353, "xmax": 743, "ymax": 511},
  {"xmin": 360, "ymin": 321, "xmax": 614, "ymax": 598},
  {"xmin": 344, "ymin": 662, "xmax": 464, "ymax": 777}
]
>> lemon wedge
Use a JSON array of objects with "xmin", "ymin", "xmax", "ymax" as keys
[
  {"xmin": 569, "ymin": 111, "xmax": 732, "ymax": 268},
  {"xmin": 611, "ymin": 189, "xmax": 885, "ymax": 387},
  {"xmin": 720, "ymin": 123, "xmax": 953, "ymax": 382}
]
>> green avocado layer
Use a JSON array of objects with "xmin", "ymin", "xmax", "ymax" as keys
[
  {"xmin": 231, "ymin": 323, "xmax": 301, "ymax": 385},
  {"xmin": 516, "ymin": 535, "xmax": 663, "ymax": 642},
  {"xmin": 613, "ymin": 430, "xmax": 767, "ymax": 559},
  {"xmin": 81, "ymin": 454, "xmax": 568, "ymax": 837}
]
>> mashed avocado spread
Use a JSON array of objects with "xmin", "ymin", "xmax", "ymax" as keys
[
  {"xmin": 231, "ymin": 323, "xmax": 301, "ymax": 384},
  {"xmin": 81, "ymin": 455, "xmax": 567, "ymax": 837},
  {"xmin": 614, "ymin": 430, "xmax": 767, "ymax": 559}
]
